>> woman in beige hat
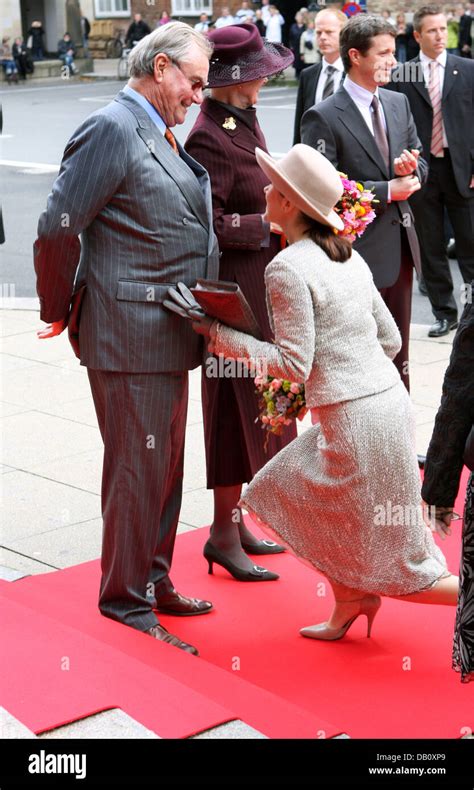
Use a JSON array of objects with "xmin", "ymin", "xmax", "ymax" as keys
[{"xmin": 192, "ymin": 144, "xmax": 458, "ymax": 640}]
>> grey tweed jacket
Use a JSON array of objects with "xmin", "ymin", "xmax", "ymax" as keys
[
  {"xmin": 34, "ymin": 90, "xmax": 219, "ymax": 372},
  {"xmin": 213, "ymin": 239, "xmax": 402, "ymax": 408}
]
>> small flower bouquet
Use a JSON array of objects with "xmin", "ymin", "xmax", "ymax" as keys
[
  {"xmin": 254, "ymin": 376, "xmax": 307, "ymax": 449},
  {"xmin": 334, "ymin": 174, "xmax": 378, "ymax": 242}
]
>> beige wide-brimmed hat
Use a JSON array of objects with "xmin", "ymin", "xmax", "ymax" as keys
[{"xmin": 255, "ymin": 144, "xmax": 344, "ymax": 232}]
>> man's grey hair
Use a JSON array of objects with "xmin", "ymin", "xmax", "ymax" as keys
[{"xmin": 128, "ymin": 21, "xmax": 213, "ymax": 78}]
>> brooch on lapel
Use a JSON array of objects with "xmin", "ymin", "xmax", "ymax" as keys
[
  {"xmin": 453, "ymin": 70, "xmax": 458, "ymax": 75},
  {"xmin": 222, "ymin": 116, "xmax": 237, "ymax": 131}
]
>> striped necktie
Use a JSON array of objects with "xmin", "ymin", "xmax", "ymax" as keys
[
  {"xmin": 322, "ymin": 65, "xmax": 336, "ymax": 100},
  {"xmin": 428, "ymin": 60, "xmax": 444, "ymax": 158},
  {"xmin": 164, "ymin": 127, "xmax": 179, "ymax": 155}
]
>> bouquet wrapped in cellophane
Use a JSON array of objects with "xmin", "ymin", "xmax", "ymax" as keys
[{"xmin": 255, "ymin": 376, "xmax": 307, "ymax": 450}]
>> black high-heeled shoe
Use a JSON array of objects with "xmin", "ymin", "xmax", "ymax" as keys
[
  {"xmin": 203, "ymin": 540, "xmax": 279, "ymax": 582},
  {"xmin": 240, "ymin": 538, "xmax": 286, "ymax": 556}
]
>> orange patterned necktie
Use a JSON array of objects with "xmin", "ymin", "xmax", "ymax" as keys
[{"xmin": 164, "ymin": 127, "xmax": 179, "ymax": 155}]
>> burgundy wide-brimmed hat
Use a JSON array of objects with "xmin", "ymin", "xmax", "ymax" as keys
[{"xmin": 207, "ymin": 23, "xmax": 294, "ymax": 88}]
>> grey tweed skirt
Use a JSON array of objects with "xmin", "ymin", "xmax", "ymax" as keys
[{"xmin": 240, "ymin": 381, "xmax": 450, "ymax": 596}]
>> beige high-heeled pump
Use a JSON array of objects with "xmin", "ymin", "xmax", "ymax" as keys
[{"xmin": 300, "ymin": 594, "xmax": 381, "ymax": 641}]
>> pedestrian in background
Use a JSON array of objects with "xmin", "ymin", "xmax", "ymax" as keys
[
  {"xmin": 265, "ymin": 6, "xmax": 285, "ymax": 44},
  {"xmin": 289, "ymin": 10, "xmax": 306, "ymax": 77},
  {"xmin": 459, "ymin": 1, "xmax": 473, "ymax": 56},
  {"xmin": 215, "ymin": 7, "xmax": 236, "ymax": 28},
  {"xmin": 300, "ymin": 18, "xmax": 319, "ymax": 67},
  {"xmin": 446, "ymin": 6, "xmax": 461, "ymax": 54},
  {"xmin": 195, "ymin": 13, "xmax": 210, "ymax": 33},
  {"xmin": 12, "ymin": 37, "xmax": 33, "ymax": 80},
  {"xmin": 58, "ymin": 33, "xmax": 79, "ymax": 75},
  {"xmin": 157, "ymin": 10, "xmax": 171, "ymax": 26},
  {"xmin": 255, "ymin": 10, "xmax": 267, "ymax": 37},
  {"xmin": 0, "ymin": 37, "xmax": 19, "ymax": 83},
  {"xmin": 235, "ymin": 1, "xmax": 256, "ymax": 23},
  {"xmin": 125, "ymin": 13, "xmax": 150, "ymax": 47},
  {"xmin": 395, "ymin": 12, "xmax": 409, "ymax": 62},
  {"xmin": 27, "ymin": 21, "xmax": 45, "ymax": 61},
  {"xmin": 80, "ymin": 8, "xmax": 91, "ymax": 57}
]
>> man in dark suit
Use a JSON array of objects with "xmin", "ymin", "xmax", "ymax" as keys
[
  {"xmin": 34, "ymin": 24, "xmax": 219, "ymax": 654},
  {"xmin": 301, "ymin": 14, "xmax": 428, "ymax": 391},
  {"xmin": 293, "ymin": 7, "xmax": 347, "ymax": 144},
  {"xmin": 387, "ymin": 5, "xmax": 474, "ymax": 337}
]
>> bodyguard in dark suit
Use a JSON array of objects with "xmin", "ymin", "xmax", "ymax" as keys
[
  {"xmin": 185, "ymin": 24, "xmax": 296, "ymax": 582},
  {"xmin": 387, "ymin": 6, "xmax": 474, "ymax": 338},
  {"xmin": 34, "ymin": 24, "xmax": 219, "ymax": 655},
  {"xmin": 302, "ymin": 14, "xmax": 428, "ymax": 390},
  {"xmin": 293, "ymin": 7, "xmax": 346, "ymax": 144}
]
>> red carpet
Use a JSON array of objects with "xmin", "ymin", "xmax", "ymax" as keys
[{"xmin": 1, "ymin": 469, "xmax": 472, "ymax": 738}]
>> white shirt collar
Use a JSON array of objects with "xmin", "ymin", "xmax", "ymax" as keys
[
  {"xmin": 322, "ymin": 56, "xmax": 344, "ymax": 73},
  {"xmin": 343, "ymin": 75, "xmax": 380, "ymax": 109},
  {"xmin": 420, "ymin": 49, "xmax": 447, "ymax": 68}
]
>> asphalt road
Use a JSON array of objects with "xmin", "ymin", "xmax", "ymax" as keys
[{"xmin": 0, "ymin": 78, "xmax": 463, "ymax": 323}]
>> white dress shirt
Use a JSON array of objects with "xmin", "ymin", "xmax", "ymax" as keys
[
  {"xmin": 419, "ymin": 49, "xmax": 448, "ymax": 148},
  {"xmin": 314, "ymin": 56, "xmax": 344, "ymax": 104},
  {"xmin": 343, "ymin": 75, "xmax": 388, "ymax": 135}
]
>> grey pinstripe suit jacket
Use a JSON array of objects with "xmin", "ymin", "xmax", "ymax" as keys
[{"xmin": 34, "ymin": 90, "xmax": 219, "ymax": 372}]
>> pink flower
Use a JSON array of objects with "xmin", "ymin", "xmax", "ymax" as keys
[
  {"xmin": 270, "ymin": 378, "xmax": 282, "ymax": 391},
  {"xmin": 290, "ymin": 383, "xmax": 300, "ymax": 394}
]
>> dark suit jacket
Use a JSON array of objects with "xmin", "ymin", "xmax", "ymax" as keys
[
  {"xmin": 34, "ymin": 90, "xmax": 219, "ymax": 372},
  {"xmin": 301, "ymin": 85, "xmax": 428, "ymax": 289},
  {"xmin": 387, "ymin": 54, "xmax": 474, "ymax": 198},
  {"xmin": 293, "ymin": 62, "xmax": 322, "ymax": 144},
  {"xmin": 422, "ymin": 293, "xmax": 474, "ymax": 506}
]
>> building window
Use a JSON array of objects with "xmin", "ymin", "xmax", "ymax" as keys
[
  {"xmin": 94, "ymin": 0, "xmax": 131, "ymax": 18},
  {"xmin": 171, "ymin": 0, "xmax": 213, "ymax": 16}
]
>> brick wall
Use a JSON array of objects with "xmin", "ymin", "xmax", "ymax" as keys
[{"xmin": 367, "ymin": 0, "xmax": 446, "ymax": 19}]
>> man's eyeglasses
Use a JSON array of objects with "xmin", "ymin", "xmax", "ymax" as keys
[{"xmin": 169, "ymin": 58, "xmax": 208, "ymax": 93}]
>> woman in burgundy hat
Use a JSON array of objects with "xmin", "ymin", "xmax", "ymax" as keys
[{"xmin": 185, "ymin": 24, "xmax": 295, "ymax": 582}]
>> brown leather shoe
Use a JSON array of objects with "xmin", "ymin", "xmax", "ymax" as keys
[
  {"xmin": 154, "ymin": 588, "xmax": 213, "ymax": 617},
  {"xmin": 146, "ymin": 624, "xmax": 199, "ymax": 655}
]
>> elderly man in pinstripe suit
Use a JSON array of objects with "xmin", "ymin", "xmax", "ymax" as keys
[{"xmin": 34, "ymin": 23, "xmax": 219, "ymax": 655}]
